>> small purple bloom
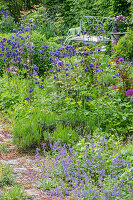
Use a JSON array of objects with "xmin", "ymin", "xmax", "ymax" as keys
[
  {"xmin": 131, "ymin": 62, "xmax": 133, "ymax": 65},
  {"xmin": 54, "ymin": 76, "xmax": 57, "ymax": 79},
  {"xmin": 126, "ymin": 90, "xmax": 133, "ymax": 96},
  {"xmin": 28, "ymin": 73, "xmax": 33, "ymax": 76},
  {"xmin": 112, "ymin": 76, "xmax": 116, "ymax": 78},
  {"xmin": 66, "ymin": 73, "xmax": 68, "ymax": 76},
  {"xmin": 112, "ymin": 85, "xmax": 118, "ymax": 89},
  {"xmin": 87, "ymin": 96, "xmax": 92, "ymax": 101},
  {"xmin": 41, "ymin": 45, "xmax": 48, "ymax": 48},
  {"xmin": 49, "ymin": 57, "xmax": 52, "ymax": 61},
  {"xmin": 34, "ymin": 81, "xmax": 40, "ymax": 84},
  {"xmin": 41, "ymin": 79, "xmax": 44, "ymax": 82},
  {"xmin": 40, "ymin": 85, "xmax": 43, "ymax": 88},
  {"xmin": 84, "ymin": 68, "xmax": 88, "ymax": 72},
  {"xmin": 29, "ymin": 87, "xmax": 34, "ymax": 93},
  {"xmin": 118, "ymin": 57, "xmax": 124, "ymax": 62},
  {"xmin": 115, "ymin": 73, "xmax": 119, "ymax": 76},
  {"xmin": 26, "ymin": 97, "xmax": 30, "ymax": 100},
  {"xmin": 39, "ymin": 50, "xmax": 43, "ymax": 53}
]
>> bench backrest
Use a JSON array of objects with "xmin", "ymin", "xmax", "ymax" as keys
[{"xmin": 80, "ymin": 16, "xmax": 115, "ymax": 35}]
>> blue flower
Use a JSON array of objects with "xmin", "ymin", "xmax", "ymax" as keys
[
  {"xmin": 90, "ymin": 64, "xmax": 94, "ymax": 67},
  {"xmin": 87, "ymin": 97, "xmax": 92, "ymax": 101},
  {"xmin": 40, "ymin": 85, "xmax": 43, "ymax": 88},
  {"xmin": 131, "ymin": 62, "xmax": 133, "ymax": 65},
  {"xmin": 39, "ymin": 50, "xmax": 43, "ymax": 53},
  {"xmin": 112, "ymin": 76, "xmax": 116, "ymax": 78},
  {"xmin": 29, "ymin": 87, "xmax": 34, "ymax": 93},
  {"xmin": 107, "ymin": 64, "xmax": 111, "ymax": 67},
  {"xmin": 66, "ymin": 73, "xmax": 68, "ymax": 76},
  {"xmin": 28, "ymin": 73, "xmax": 33, "ymax": 76},
  {"xmin": 49, "ymin": 57, "xmax": 52, "ymax": 61},
  {"xmin": 24, "ymin": 27, "xmax": 29, "ymax": 32},
  {"xmin": 40, "ymin": 56, "xmax": 44, "ymax": 59},
  {"xmin": 33, "ymin": 66, "xmax": 38, "ymax": 70},
  {"xmin": 115, "ymin": 73, "xmax": 119, "ymax": 76},
  {"xmin": 54, "ymin": 76, "xmax": 57, "ymax": 79},
  {"xmin": 84, "ymin": 68, "xmax": 88, "ymax": 72},
  {"xmin": 34, "ymin": 81, "xmax": 40, "ymax": 84},
  {"xmin": 23, "ymin": 63, "xmax": 28, "ymax": 69},
  {"xmin": 33, "ymin": 71, "xmax": 38, "ymax": 76},
  {"xmin": 26, "ymin": 97, "xmax": 30, "ymax": 100},
  {"xmin": 50, "ymin": 69, "xmax": 53, "ymax": 71},
  {"xmin": 41, "ymin": 45, "xmax": 48, "ymax": 48},
  {"xmin": 33, "ymin": 25, "xmax": 36, "ymax": 29},
  {"xmin": 41, "ymin": 79, "xmax": 44, "ymax": 82}
]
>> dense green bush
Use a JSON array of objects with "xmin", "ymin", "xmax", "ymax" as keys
[{"xmin": 113, "ymin": 30, "xmax": 133, "ymax": 61}]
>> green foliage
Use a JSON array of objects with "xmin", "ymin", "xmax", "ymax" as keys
[
  {"xmin": 0, "ymin": 185, "xmax": 25, "ymax": 200},
  {"xmin": 0, "ymin": 15, "xmax": 15, "ymax": 33},
  {"xmin": 0, "ymin": 144, "xmax": 8, "ymax": 154},
  {"xmin": 0, "ymin": 164, "xmax": 15, "ymax": 187},
  {"xmin": 113, "ymin": 30, "xmax": 133, "ymax": 61}
]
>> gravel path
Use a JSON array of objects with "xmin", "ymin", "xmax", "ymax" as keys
[{"xmin": 0, "ymin": 121, "xmax": 53, "ymax": 200}]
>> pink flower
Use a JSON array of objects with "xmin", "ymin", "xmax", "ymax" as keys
[
  {"xmin": 13, "ymin": 71, "xmax": 17, "ymax": 75},
  {"xmin": 112, "ymin": 85, "xmax": 118, "ymax": 89},
  {"xmin": 7, "ymin": 66, "xmax": 13, "ymax": 71},
  {"xmin": 15, "ymin": 68, "xmax": 18, "ymax": 72}
]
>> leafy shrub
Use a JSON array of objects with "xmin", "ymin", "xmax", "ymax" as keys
[
  {"xmin": 113, "ymin": 29, "xmax": 133, "ymax": 61},
  {"xmin": 0, "ymin": 16, "xmax": 14, "ymax": 33}
]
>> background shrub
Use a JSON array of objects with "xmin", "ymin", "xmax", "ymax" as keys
[{"xmin": 113, "ymin": 29, "xmax": 133, "ymax": 61}]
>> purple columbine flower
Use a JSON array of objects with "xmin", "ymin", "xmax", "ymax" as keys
[
  {"xmin": 28, "ymin": 73, "xmax": 33, "ymax": 76},
  {"xmin": 112, "ymin": 76, "xmax": 116, "ymax": 78},
  {"xmin": 66, "ymin": 73, "xmax": 68, "ymax": 76},
  {"xmin": 41, "ymin": 79, "xmax": 44, "ymax": 82},
  {"xmin": 41, "ymin": 45, "xmax": 48, "ymax": 48},
  {"xmin": 115, "ymin": 73, "xmax": 119, "ymax": 76},
  {"xmin": 112, "ymin": 85, "xmax": 118, "ymax": 89},
  {"xmin": 87, "ymin": 97, "xmax": 92, "ymax": 101},
  {"xmin": 26, "ymin": 97, "xmax": 30, "ymax": 100},
  {"xmin": 40, "ymin": 85, "xmax": 43, "ymax": 88},
  {"xmin": 126, "ymin": 90, "xmax": 133, "ymax": 96},
  {"xmin": 49, "ymin": 57, "xmax": 52, "ymax": 61},
  {"xmin": 118, "ymin": 57, "xmax": 124, "ymax": 62},
  {"xmin": 54, "ymin": 76, "xmax": 57, "ymax": 79},
  {"xmin": 33, "ymin": 66, "xmax": 38, "ymax": 70},
  {"xmin": 131, "ymin": 62, "xmax": 133, "ymax": 65},
  {"xmin": 24, "ymin": 27, "xmax": 29, "ymax": 32},
  {"xmin": 29, "ymin": 87, "xmax": 34, "ymax": 93},
  {"xmin": 84, "ymin": 68, "xmax": 87, "ymax": 72},
  {"xmin": 39, "ymin": 50, "xmax": 43, "ymax": 53},
  {"xmin": 34, "ymin": 81, "xmax": 40, "ymax": 84}
]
